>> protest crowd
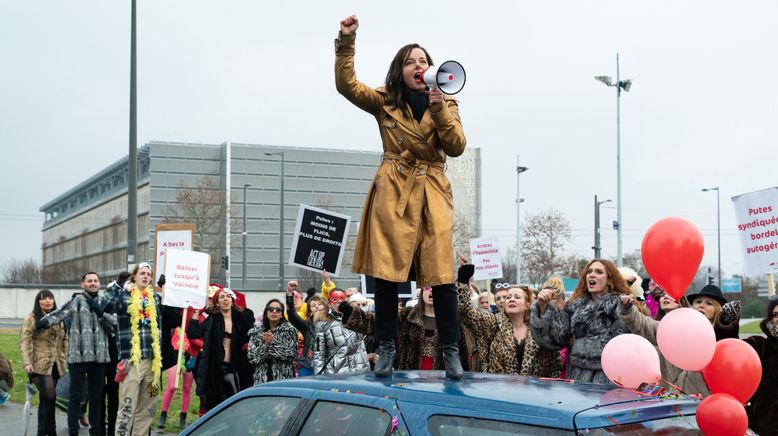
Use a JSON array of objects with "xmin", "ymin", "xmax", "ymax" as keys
[{"xmin": 6, "ymin": 261, "xmax": 776, "ymax": 435}]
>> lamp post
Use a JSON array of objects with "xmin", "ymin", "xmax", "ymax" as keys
[
  {"xmin": 265, "ymin": 152, "xmax": 285, "ymax": 292},
  {"xmin": 242, "ymin": 184, "xmax": 250, "ymax": 289},
  {"xmin": 516, "ymin": 156, "xmax": 529, "ymax": 284},
  {"xmin": 126, "ymin": 0, "xmax": 137, "ymax": 269},
  {"xmin": 595, "ymin": 53, "xmax": 632, "ymax": 267},
  {"xmin": 702, "ymin": 186, "xmax": 721, "ymax": 286},
  {"xmin": 592, "ymin": 195, "xmax": 613, "ymax": 259}
]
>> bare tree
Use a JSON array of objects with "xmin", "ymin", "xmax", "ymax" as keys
[
  {"xmin": 161, "ymin": 176, "xmax": 242, "ymax": 283},
  {"xmin": 615, "ymin": 249, "xmax": 646, "ymax": 276},
  {"xmin": 520, "ymin": 208, "xmax": 572, "ymax": 287},
  {"xmin": 2, "ymin": 257, "xmax": 41, "ymax": 284},
  {"xmin": 559, "ymin": 254, "xmax": 589, "ymax": 279}
]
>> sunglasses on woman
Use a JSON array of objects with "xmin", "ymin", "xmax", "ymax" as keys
[
  {"xmin": 494, "ymin": 283, "xmax": 512, "ymax": 290},
  {"xmin": 267, "ymin": 307, "xmax": 283, "ymax": 313}
]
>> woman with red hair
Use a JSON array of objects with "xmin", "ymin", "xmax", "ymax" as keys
[{"xmin": 530, "ymin": 259, "xmax": 631, "ymax": 384}]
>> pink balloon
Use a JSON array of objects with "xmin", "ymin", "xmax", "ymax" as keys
[
  {"xmin": 601, "ymin": 334, "xmax": 661, "ymax": 389},
  {"xmin": 657, "ymin": 308, "xmax": 716, "ymax": 371}
]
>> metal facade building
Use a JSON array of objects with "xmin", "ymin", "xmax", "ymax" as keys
[{"xmin": 40, "ymin": 141, "xmax": 481, "ymax": 290}]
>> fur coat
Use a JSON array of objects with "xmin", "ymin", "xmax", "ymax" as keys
[
  {"xmin": 344, "ymin": 303, "xmax": 470, "ymax": 371},
  {"xmin": 247, "ymin": 320, "xmax": 298, "ymax": 385},
  {"xmin": 744, "ymin": 322, "xmax": 778, "ymax": 436},
  {"xmin": 530, "ymin": 292, "xmax": 628, "ymax": 384},
  {"xmin": 21, "ymin": 313, "xmax": 67, "ymax": 376},
  {"xmin": 457, "ymin": 284, "xmax": 560, "ymax": 377}
]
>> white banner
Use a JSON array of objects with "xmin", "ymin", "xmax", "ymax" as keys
[
  {"xmin": 154, "ymin": 228, "xmax": 194, "ymax": 287},
  {"xmin": 470, "ymin": 236, "xmax": 503, "ymax": 281},
  {"xmin": 732, "ymin": 186, "xmax": 778, "ymax": 276},
  {"xmin": 163, "ymin": 249, "xmax": 210, "ymax": 308}
]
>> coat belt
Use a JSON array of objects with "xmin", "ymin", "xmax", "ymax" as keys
[{"xmin": 383, "ymin": 151, "xmax": 445, "ymax": 218}]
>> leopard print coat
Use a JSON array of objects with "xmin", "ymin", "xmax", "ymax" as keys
[{"xmin": 457, "ymin": 283, "xmax": 560, "ymax": 377}]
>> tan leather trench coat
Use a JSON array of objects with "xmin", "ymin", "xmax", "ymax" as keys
[{"xmin": 335, "ymin": 33, "xmax": 466, "ymax": 287}]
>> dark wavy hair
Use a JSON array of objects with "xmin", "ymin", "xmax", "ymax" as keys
[
  {"xmin": 570, "ymin": 259, "xmax": 631, "ymax": 302},
  {"xmin": 262, "ymin": 299, "xmax": 287, "ymax": 331},
  {"xmin": 384, "ymin": 43, "xmax": 434, "ymax": 118},
  {"xmin": 33, "ymin": 289, "xmax": 57, "ymax": 323}
]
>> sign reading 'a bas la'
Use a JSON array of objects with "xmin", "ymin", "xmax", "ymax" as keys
[
  {"xmin": 163, "ymin": 249, "xmax": 210, "ymax": 309},
  {"xmin": 153, "ymin": 223, "xmax": 195, "ymax": 289},
  {"xmin": 289, "ymin": 204, "xmax": 351, "ymax": 276},
  {"xmin": 470, "ymin": 236, "xmax": 503, "ymax": 281}
]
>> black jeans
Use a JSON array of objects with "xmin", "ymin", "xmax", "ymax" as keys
[
  {"xmin": 373, "ymin": 279, "xmax": 461, "ymax": 345},
  {"xmin": 99, "ymin": 360, "xmax": 118, "ymax": 436},
  {"xmin": 30, "ymin": 366, "xmax": 59, "ymax": 436},
  {"xmin": 67, "ymin": 362, "xmax": 105, "ymax": 436}
]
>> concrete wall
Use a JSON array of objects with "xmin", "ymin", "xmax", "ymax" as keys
[{"xmin": 0, "ymin": 286, "xmax": 285, "ymax": 321}]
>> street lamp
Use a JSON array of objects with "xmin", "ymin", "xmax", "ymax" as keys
[
  {"xmin": 516, "ymin": 156, "xmax": 529, "ymax": 284},
  {"xmin": 595, "ymin": 54, "xmax": 632, "ymax": 267},
  {"xmin": 702, "ymin": 186, "xmax": 721, "ymax": 286},
  {"xmin": 265, "ymin": 152, "xmax": 285, "ymax": 292},
  {"xmin": 592, "ymin": 195, "xmax": 613, "ymax": 258},
  {"xmin": 242, "ymin": 184, "xmax": 250, "ymax": 289}
]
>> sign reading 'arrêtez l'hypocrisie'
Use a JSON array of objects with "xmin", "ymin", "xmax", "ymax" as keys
[
  {"xmin": 289, "ymin": 204, "xmax": 351, "ymax": 276},
  {"xmin": 470, "ymin": 236, "xmax": 503, "ymax": 281}
]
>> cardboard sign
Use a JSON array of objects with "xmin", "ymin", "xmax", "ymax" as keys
[
  {"xmin": 731, "ymin": 187, "xmax": 778, "ymax": 276},
  {"xmin": 288, "ymin": 204, "xmax": 351, "ymax": 276},
  {"xmin": 153, "ymin": 224, "xmax": 195, "ymax": 287},
  {"xmin": 163, "ymin": 249, "xmax": 210, "ymax": 308},
  {"xmin": 470, "ymin": 236, "xmax": 503, "ymax": 281}
]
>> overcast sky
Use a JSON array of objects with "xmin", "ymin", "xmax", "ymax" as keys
[{"xmin": 2, "ymin": 1, "xmax": 777, "ymax": 280}]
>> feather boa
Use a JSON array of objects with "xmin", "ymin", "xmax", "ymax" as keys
[{"xmin": 127, "ymin": 285, "xmax": 162, "ymax": 396}]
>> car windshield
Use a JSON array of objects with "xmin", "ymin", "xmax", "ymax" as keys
[{"xmin": 588, "ymin": 416, "xmax": 702, "ymax": 435}]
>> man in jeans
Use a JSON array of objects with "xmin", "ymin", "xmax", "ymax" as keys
[{"xmin": 38, "ymin": 271, "xmax": 114, "ymax": 436}]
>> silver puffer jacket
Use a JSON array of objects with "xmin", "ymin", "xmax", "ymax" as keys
[{"xmin": 313, "ymin": 311, "xmax": 369, "ymax": 375}]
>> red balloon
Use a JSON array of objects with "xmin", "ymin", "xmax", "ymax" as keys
[
  {"xmin": 695, "ymin": 393, "xmax": 748, "ymax": 436},
  {"xmin": 702, "ymin": 338, "xmax": 762, "ymax": 404},
  {"xmin": 641, "ymin": 217, "xmax": 704, "ymax": 301}
]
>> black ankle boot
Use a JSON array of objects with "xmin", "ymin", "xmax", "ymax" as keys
[
  {"xmin": 442, "ymin": 343, "xmax": 464, "ymax": 380},
  {"xmin": 158, "ymin": 411, "xmax": 167, "ymax": 428},
  {"xmin": 374, "ymin": 340, "xmax": 396, "ymax": 377},
  {"xmin": 179, "ymin": 412, "xmax": 187, "ymax": 428}
]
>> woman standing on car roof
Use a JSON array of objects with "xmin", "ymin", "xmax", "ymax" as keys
[
  {"xmin": 335, "ymin": 14, "xmax": 467, "ymax": 380},
  {"xmin": 530, "ymin": 259, "xmax": 631, "ymax": 384}
]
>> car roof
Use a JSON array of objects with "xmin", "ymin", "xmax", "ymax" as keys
[{"xmin": 253, "ymin": 371, "xmax": 699, "ymax": 428}]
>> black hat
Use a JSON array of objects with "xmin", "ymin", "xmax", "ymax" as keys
[{"xmin": 686, "ymin": 284, "xmax": 727, "ymax": 306}]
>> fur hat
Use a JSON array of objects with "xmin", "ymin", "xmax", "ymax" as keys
[{"xmin": 618, "ymin": 267, "xmax": 644, "ymax": 299}]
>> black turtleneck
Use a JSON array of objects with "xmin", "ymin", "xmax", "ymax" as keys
[{"xmin": 404, "ymin": 88, "xmax": 429, "ymax": 123}]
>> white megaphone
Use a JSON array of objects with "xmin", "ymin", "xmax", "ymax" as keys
[{"xmin": 417, "ymin": 60, "xmax": 466, "ymax": 95}]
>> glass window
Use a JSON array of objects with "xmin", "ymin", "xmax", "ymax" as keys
[
  {"xmin": 191, "ymin": 396, "xmax": 300, "ymax": 436},
  {"xmin": 299, "ymin": 401, "xmax": 392, "ymax": 436},
  {"xmin": 589, "ymin": 416, "xmax": 703, "ymax": 435},
  {"xmin": 429, "ymin": 415, "xmax": 571, "ymax": 436}
]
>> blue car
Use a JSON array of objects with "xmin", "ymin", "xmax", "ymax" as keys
[{"xmin": 181, "ymin": 371, "xmax": 705, "ymax": 435}]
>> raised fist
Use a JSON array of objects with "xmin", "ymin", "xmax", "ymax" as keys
[{"xmin": 339, "ymin": 15, "xmax": 359, "ymax": 35}]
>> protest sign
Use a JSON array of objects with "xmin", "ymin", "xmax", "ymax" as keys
[
  {"xmin": 153, "ymin": 223, "xmax": 195, "ymax": 287},
  {"xmin": 361, "ymin": 275, "xmax": 417, "ymax": 299},
  {"xmin": 289, "ymin": 204, "xmax": 351, "ymax": 276},
  {"xmin": 732, "ymin": 187, "xmax": 778, "ymax": 276},
  {"xmin": 163, "ymin": 249, "xmax": 210, "ymax": 308},
  {"xmin": 470, "ymin": 236, "xmax": 503, "ymax": 281}
]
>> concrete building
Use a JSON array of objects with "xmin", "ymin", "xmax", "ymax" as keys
[{"xmin": 40, "ymin": 141, "xmax": 481, "ymax": 290}]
